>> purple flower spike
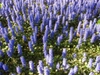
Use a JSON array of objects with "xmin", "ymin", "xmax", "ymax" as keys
[
  {"xmin": 43, "ymin": 43, "xmax": 47, "ymax": 57},
  {"xmin": 95, "ymin": 56, "xmax": 100, "ymax": 65},
  {"xmin": 20, "ymin": 56, "xmax": 26, "ymax": 67},
  {"xmin": 56, "ymin": 62, "xmax": 60, "ymax": 70},
  {"xmin": 21, "ymin": 5, "xmax": 26, "ymax": 21},
  {"xmin": 37, "ymin": 65, "xmax": 43, "ymax": 75},
  {"xmin": 44, "ymin": 66, "xmax": 50, "ymax": 75},
  {"xmin": 0, "ymin": 62, "xmax": 3, "ymax": 69},
  {"xmin": 6, "ymin": 50, "xmax": 13, "ymax": 57},
  {"xmin": 83, "ymin": 20, "xmax": 88, "ymax": 29},
  {"xmin": 62, "ymin": 58, "xmax": 67, "ymax": 68},
  {"xmin": 89, "ymin": 20, "xmax": 93, "ymax": 30},
  {"xmin": 68, "ymin": 68, "xmax": 74, "ymax": 75},
  {"xmin": 46, "ymin": 54, "xmax": 49, "ymax": 64},
  {"xmin": 95, "ymin": 63, "xmax": 100, "ymax": 72},
  {"xmin": 74, "ymin": 66, "xmax": 78, "ymax": 74},
  {"xmin": 77, "ymin": 21, "xmax": 82, "ymax": 33},
  {"xmin": 69, "ymin": 27, "xmax": 74, "ymax": 43},
  {"xmin": 11, "ymin": 28, "xmax": 16, "ymax": 37},
  {"xmin": 78, "ymin": 37, "xmax": 82, "ymax": 45},
  {"xmin": 57, "ymin": 36, "xmax": 61, "ymax": 45},
  {"xmin": 3, "ymin": 34, "xmax": 9, "ymax": 43},
  {"xmin": 65, "ymin": 64, "xmax": 70, "ymax": 70},
  {"xmin": 22, "ymin": 35, "xmax": 27, "ymax": 41},
  {"xmin": 40, "ymin": 23, "xmax": 44, "ymax": 32},
  {"xmin": 49, "ymin": 19, "xmax": 52, "ymax": 29},
  {"xmin": 33, "ymin": 32, "xmax": 37, "ymax": 44},
  {"xmin": 49, "ymin": 48, "xmax": 53, "ymax": 57},
  {"xmin": 48, "ymin": 55, "xmax": 53, "ymax": 67},
  {"xmin": 9, "ymin": 39, "xmax": 15, "ymax": 46},
  {"xmin": 43, "ymin": 42, "xmax": 47, "ymax": 51},
  {"xmin": 62, "ymin": 48, "xmax": 67, "ymax": 58},
  {"xmin": 83, "ymin": 28, "xmax": 89, "ymax": 42},
  {"xmin": 0, "ymin": 50, "xmax": 4, "ymax": 57},
  {"xmin": 54, "ymin": 23, "xmax": 58, "ymax": 33},
  {"xmin": 90, "ymin": 34, "xmax": 97, "ymax": 43},
  {"xmin": 28, "ymin": 41, "xmax": 34, "ymax": 52},
  {"xmin": 2, "ymin": 64, "xmax": 9, "ymax": 72},
  {"xmin": 4, "ymin": 28, "xmax": 8, "ymax": 35},
  {"xmin": 50, "ymin": 30, "xmax": 54, "ymax": 38},
  {"xmin": 16, "ymin": 66, "xmax": 21, "ymax": 74},
  {"xmin": 29, "ymin": 61, "xmax": 34, "ymax": 72},
  {"xmin": 88, "ymin": 58, "xmax": 93, "ymax": 68},
  {"xmin": 17, "ymin": 44, "xmax": 22, "ymax": 56},
  {"xmin": 62, "ymin": 16, "xmax": 66, "ymax": 25},
  {"xmin": 38, "ymin": 60, "xmax": 44, "ymax": 70}
]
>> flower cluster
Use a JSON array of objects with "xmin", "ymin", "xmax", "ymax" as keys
[{"xmin": 0, "ymin": 0, "xmax": 100, "ymax": 75}]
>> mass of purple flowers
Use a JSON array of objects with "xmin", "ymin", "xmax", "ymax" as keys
[{"xmin": 0, "ymin": 0, "xmax": 100, "ymax": 75}]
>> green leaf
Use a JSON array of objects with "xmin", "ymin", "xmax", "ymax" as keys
[
  {"xmin": 97, "ymin": 19, "xmax": 100, "ymax": 24},
  {"xmin": 0, "ymin": 3, "xmax": 2, "ymax": 8}
]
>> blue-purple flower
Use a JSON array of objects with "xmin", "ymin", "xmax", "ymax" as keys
[
  {"xmin": 20, "ymin": 56, "xmax": 26, "ymax": 67},
  {"xmin": 89, "ymin": 72, "xmax": 94, "ymax": 75},
  {"xmin": 6, "ymin": 50, "xmax": 13, "ymax": 57},
  {"xmin": 69, "ymin": 27, "xmax": 74, "ymax": 43},
  {"xmin": 68, "ymin": 68, "xmax": 74, "ymax": 75},
  {"xmin": 0, "ymin": 50, "xmax": 4, "ymax": 57},
  {"xmin": 44, "ymin": 66, "xmax": 50, "ymax": 75},
  {"xmin": 90, "ymin": 34, "xmax": 97, "ymax": 43},
  {"xmin": 87, "ymin": 58, "xmax": 93, "ymax": 68},
  {"xmin": 29, "ymin": 61, "xmax": 34, "ymax": 72},
  {"xmin": 16, "ymin": 66, "xmax": 21, "ymax": 74},
  {"xmin": 95, "ymin": 63, "xmax": 100, "ymax": 72},
  {"xmin": 2, "ymin": 64, "xmax": 9, "ymax": 72},
  {"xmin": 37, "ymin": 65, "xmax": 43, "ymax": 75},
  {"xmin": 17, "ymin": 44, "xmax": 22, "ymax": 56},
  {"xmin": 62, "ymin": 58, "xmax": 67, "ymax": 68},
  {"xmin": 28, "ymin": 41, "xmax": 34, "ymax": 52},
  {"xmin": 56, "ymin": 62, "xmax": 60, "ymax": 70},
  {"xmin": 0, "ymin": 62, "xmax": 3, "ymax": 69},
  {"xmin": 22, "ymin": 35, "xmax": 27, "ymax": 41},
  {"xmin": 62, "ymin": 48, "xmax": 67, "ymax": 58},
  {"xmin": 74, "ymin": 66, "xmax": 78, "ymax": 74}
]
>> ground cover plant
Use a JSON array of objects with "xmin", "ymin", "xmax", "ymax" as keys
[{"xmin": 0, "ymin": 0, "xmax": 100, "ymax": 75}]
